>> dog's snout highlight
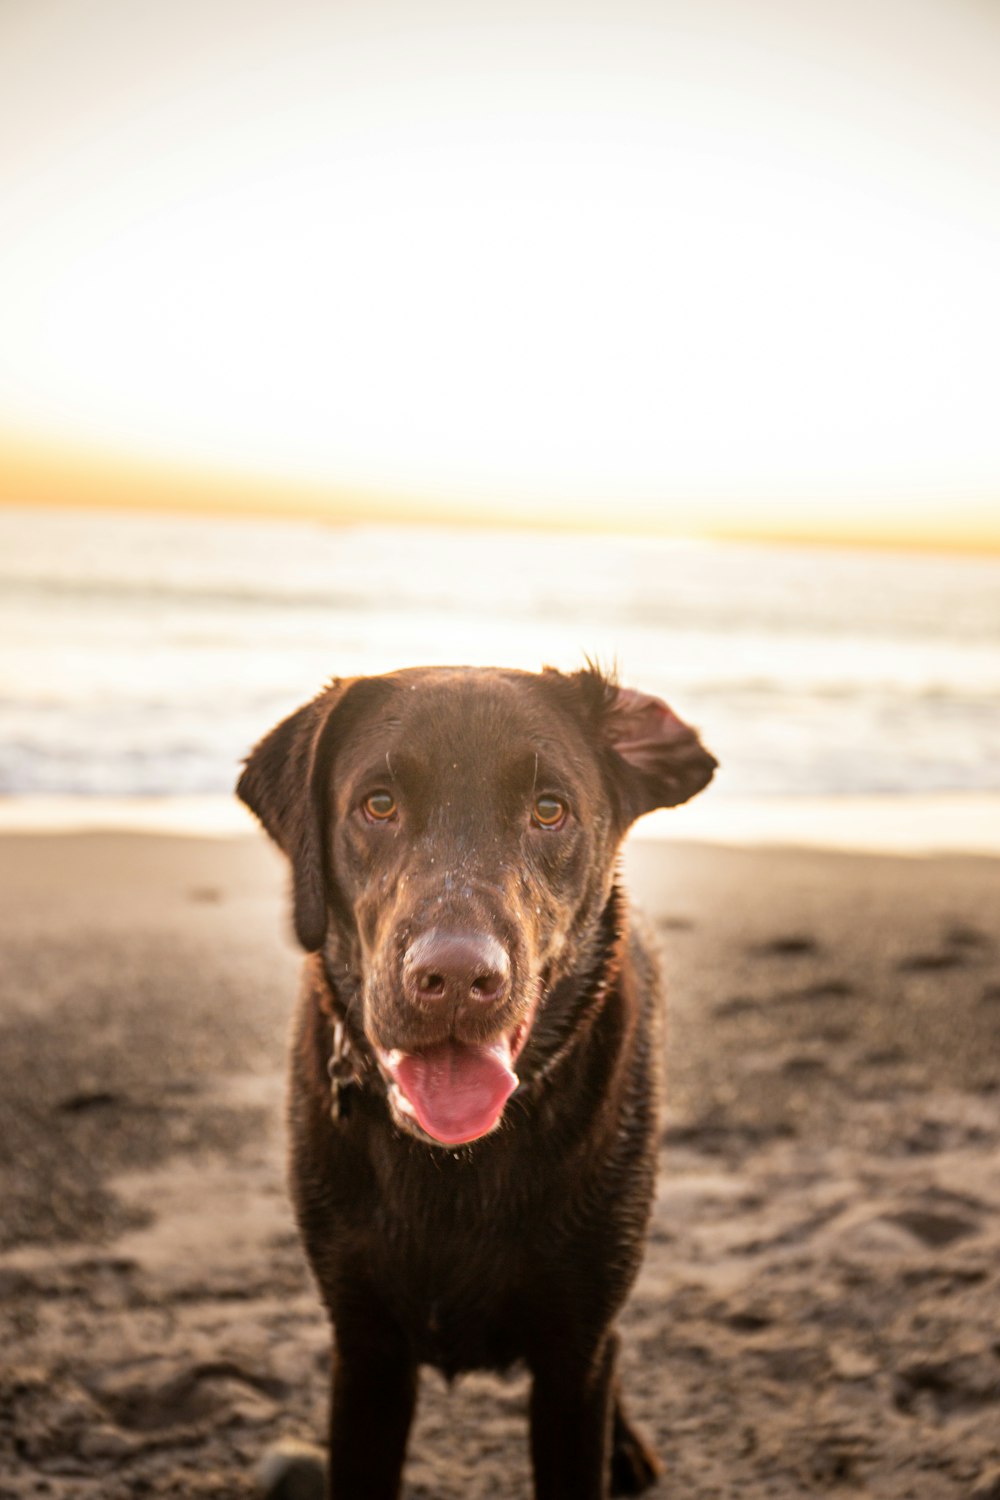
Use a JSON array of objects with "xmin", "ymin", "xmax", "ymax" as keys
[{"xmin": 402, "ymin": 929, "xmax": 511, "ymax": 1011}]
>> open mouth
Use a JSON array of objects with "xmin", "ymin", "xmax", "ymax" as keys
[{"xmin": 377, "ymin": 1013, "xmax": 535, "ymax": 1148}]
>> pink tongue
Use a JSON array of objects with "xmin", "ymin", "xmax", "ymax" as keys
[{"xmin": 388, "ymin": 1040, "xmax": 517, "ymax": 1145}]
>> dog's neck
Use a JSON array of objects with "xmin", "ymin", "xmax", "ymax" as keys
[
  {"xmin": 305, "ymin": 952, "xmax": 373, "ymax": 1121},
  {"xmin": 515, "ymin": 883, "xmax": 628, "ymax": 1095},
  {"xmin": 306, "ymin": 886, "xmax": 628, "ymax": 1124}
]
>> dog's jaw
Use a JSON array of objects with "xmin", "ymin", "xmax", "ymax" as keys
[
  {"xmin": 377, "ymin": 1037, "xmax": 517, "ymax": 1146},
  {"xmin": 373, "ymin": 982, "xmax": 542, "ymax": 1148}
]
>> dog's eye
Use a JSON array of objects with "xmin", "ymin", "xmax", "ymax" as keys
[
  {"xmin": 363, "ymin": 791, "xmax": 397, "ymax": 822},
  {"xmin": 532, "ymin": 795, "xmax": 567, "ymax": 829}
]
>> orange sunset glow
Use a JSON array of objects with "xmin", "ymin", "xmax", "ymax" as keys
[{"xmin": 3, "ymin": 432, "xmax": 999, "ymax": 554}]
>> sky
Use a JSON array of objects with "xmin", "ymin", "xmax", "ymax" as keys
[{"xmin": 1, "ymin": 0, "xmax": 999, "ymax": 545}]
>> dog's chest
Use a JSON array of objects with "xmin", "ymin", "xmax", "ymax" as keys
[{"xmin": 363, "ymin": 1147, "xmax": 551, "ymax": 1372}]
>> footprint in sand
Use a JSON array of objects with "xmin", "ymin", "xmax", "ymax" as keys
[
  {"xmin": 87, "ymin": 1359, "xmax": 287, "ymax": 1433},
  {"xmin": 882, "ymin": 1188, "xmax": 987, "ymax": 1249},
  {"xmin": 815, "ymin": 1022, "xmax": 854, "ymax": 1044},
  {"xmin": 790, "ymin": 978, "xmax": 855, "ymax": 1000},
  {"xmin": 899, "ymin": 922, "xmax": 992, "ymax": 972},
  {"xmin": 753, "ymin": 934, "xmax": 820, "ymax": 957},
  {"xmin": 715, "ymin": 979, "xmax": 855, "ymax": 1019},
  {"xmin": 56, "ymin": 1089, "xmax": 123, "ymax": 1113},
  {"xmin": 898, "ymin": 950, "xmax": 968, "ymax": 972},
  {"xmin": 714, "ymin": 994, "xmax": 761, "ymax": 1019},
  {"xmin": 885, "ymin": 1207, "xmax": 981, "ymax": 1248},
  {"xmin": 944, "ymin": 922, "xmax": 992, "ymax": 951},
  {"xmin": 659, "ymin": 915, "xmax": 695, "ymax": 932},
  {"xmin": 188, "ymin": 886, "xmax": 223, "ymax": 903},
  {"xmin": 723, "ymin": 1307, "xmax": 775, "ymax": 1334},
  {"xmin": 892, "ymin": 1353, "xmax": 1000, "ymax": 1419},
  {"xmin": 861, "ymin": 1046, "xmax": 907, "ymax": 1067},
  {"xmin": 970, "ymin": 1468, "xmax": 1000, "ymax": 1500},
  {"xmin": 780, "ymin": 1054, "xmax": 830, "ymax": 1077}
]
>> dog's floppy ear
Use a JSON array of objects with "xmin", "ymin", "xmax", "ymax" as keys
[
  {"xmin": 237, "ymin": 680, "xmax": 349, "ymax": 951},
  {"xmin": 566, "ymin": 666, "xmax": 717, "ymax": 823}
]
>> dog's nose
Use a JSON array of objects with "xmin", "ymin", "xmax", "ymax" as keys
[{"xmin": 403, "ymin": 930, "xmax": 511, "ymax": 1010}]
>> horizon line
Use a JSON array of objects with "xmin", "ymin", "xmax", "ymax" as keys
[{"xmin": 1, "ymin": 434, "xmax": 998, "ymax": 558}]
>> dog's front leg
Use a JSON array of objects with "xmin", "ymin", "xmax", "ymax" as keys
[
  {"xmin": 528, "ymin": 1329, "xmax": 620, "ymax": 1500},
  {"xmin": 327, "ymin": 1319, "xmax": 417, "ymax": 1500}
]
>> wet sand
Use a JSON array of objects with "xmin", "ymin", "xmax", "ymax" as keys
[{"xmin": 1, "ymin": 831, "xmax": 999, "ymax": 1498}]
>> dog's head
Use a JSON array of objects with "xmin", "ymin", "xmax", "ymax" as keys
[{"xmin": 238, "ymin": 665, "xmax": 715, "ymax": 1148}]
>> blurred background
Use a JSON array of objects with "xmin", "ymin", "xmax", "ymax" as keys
[{"xmin": 2, "ymin": 0, "xmax": 999, "ymax": 848}]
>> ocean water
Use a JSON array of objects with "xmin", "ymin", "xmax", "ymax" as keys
[{"xmin": 2, "ymin": 506, "xmax": 999, "ymax": 801}]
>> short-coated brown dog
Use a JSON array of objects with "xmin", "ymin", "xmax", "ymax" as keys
[{"xmin": 238, "ymin": 664, "xmax": 716, "ymax": 1500}]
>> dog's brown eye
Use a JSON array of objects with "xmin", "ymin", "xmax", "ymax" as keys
[
  {"xmin": 532, "ymin": 795, "xmax": 567, "ymax": 829},
  {"xmin": 363, "ymin": 791, "xmax": 397, "ymax": 822}
]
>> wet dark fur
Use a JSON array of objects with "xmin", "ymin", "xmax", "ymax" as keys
[{"xmin": 238, "ymin": 665, "xmax": 716, "ymax": 1500}]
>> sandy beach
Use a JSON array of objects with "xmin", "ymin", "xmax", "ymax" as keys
[{"xmin": 1, "ymin": 829, "xmax": 999, "ymax": 1498}]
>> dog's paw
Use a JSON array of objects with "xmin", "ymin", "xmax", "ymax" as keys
[
  {"xmin": 610, "ymin": 1416, "xmax": 662, "ymax": 1496},
  {"xmin": 256, "ymin": 1438, "xmax": 326, "ymax": 1500}
]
